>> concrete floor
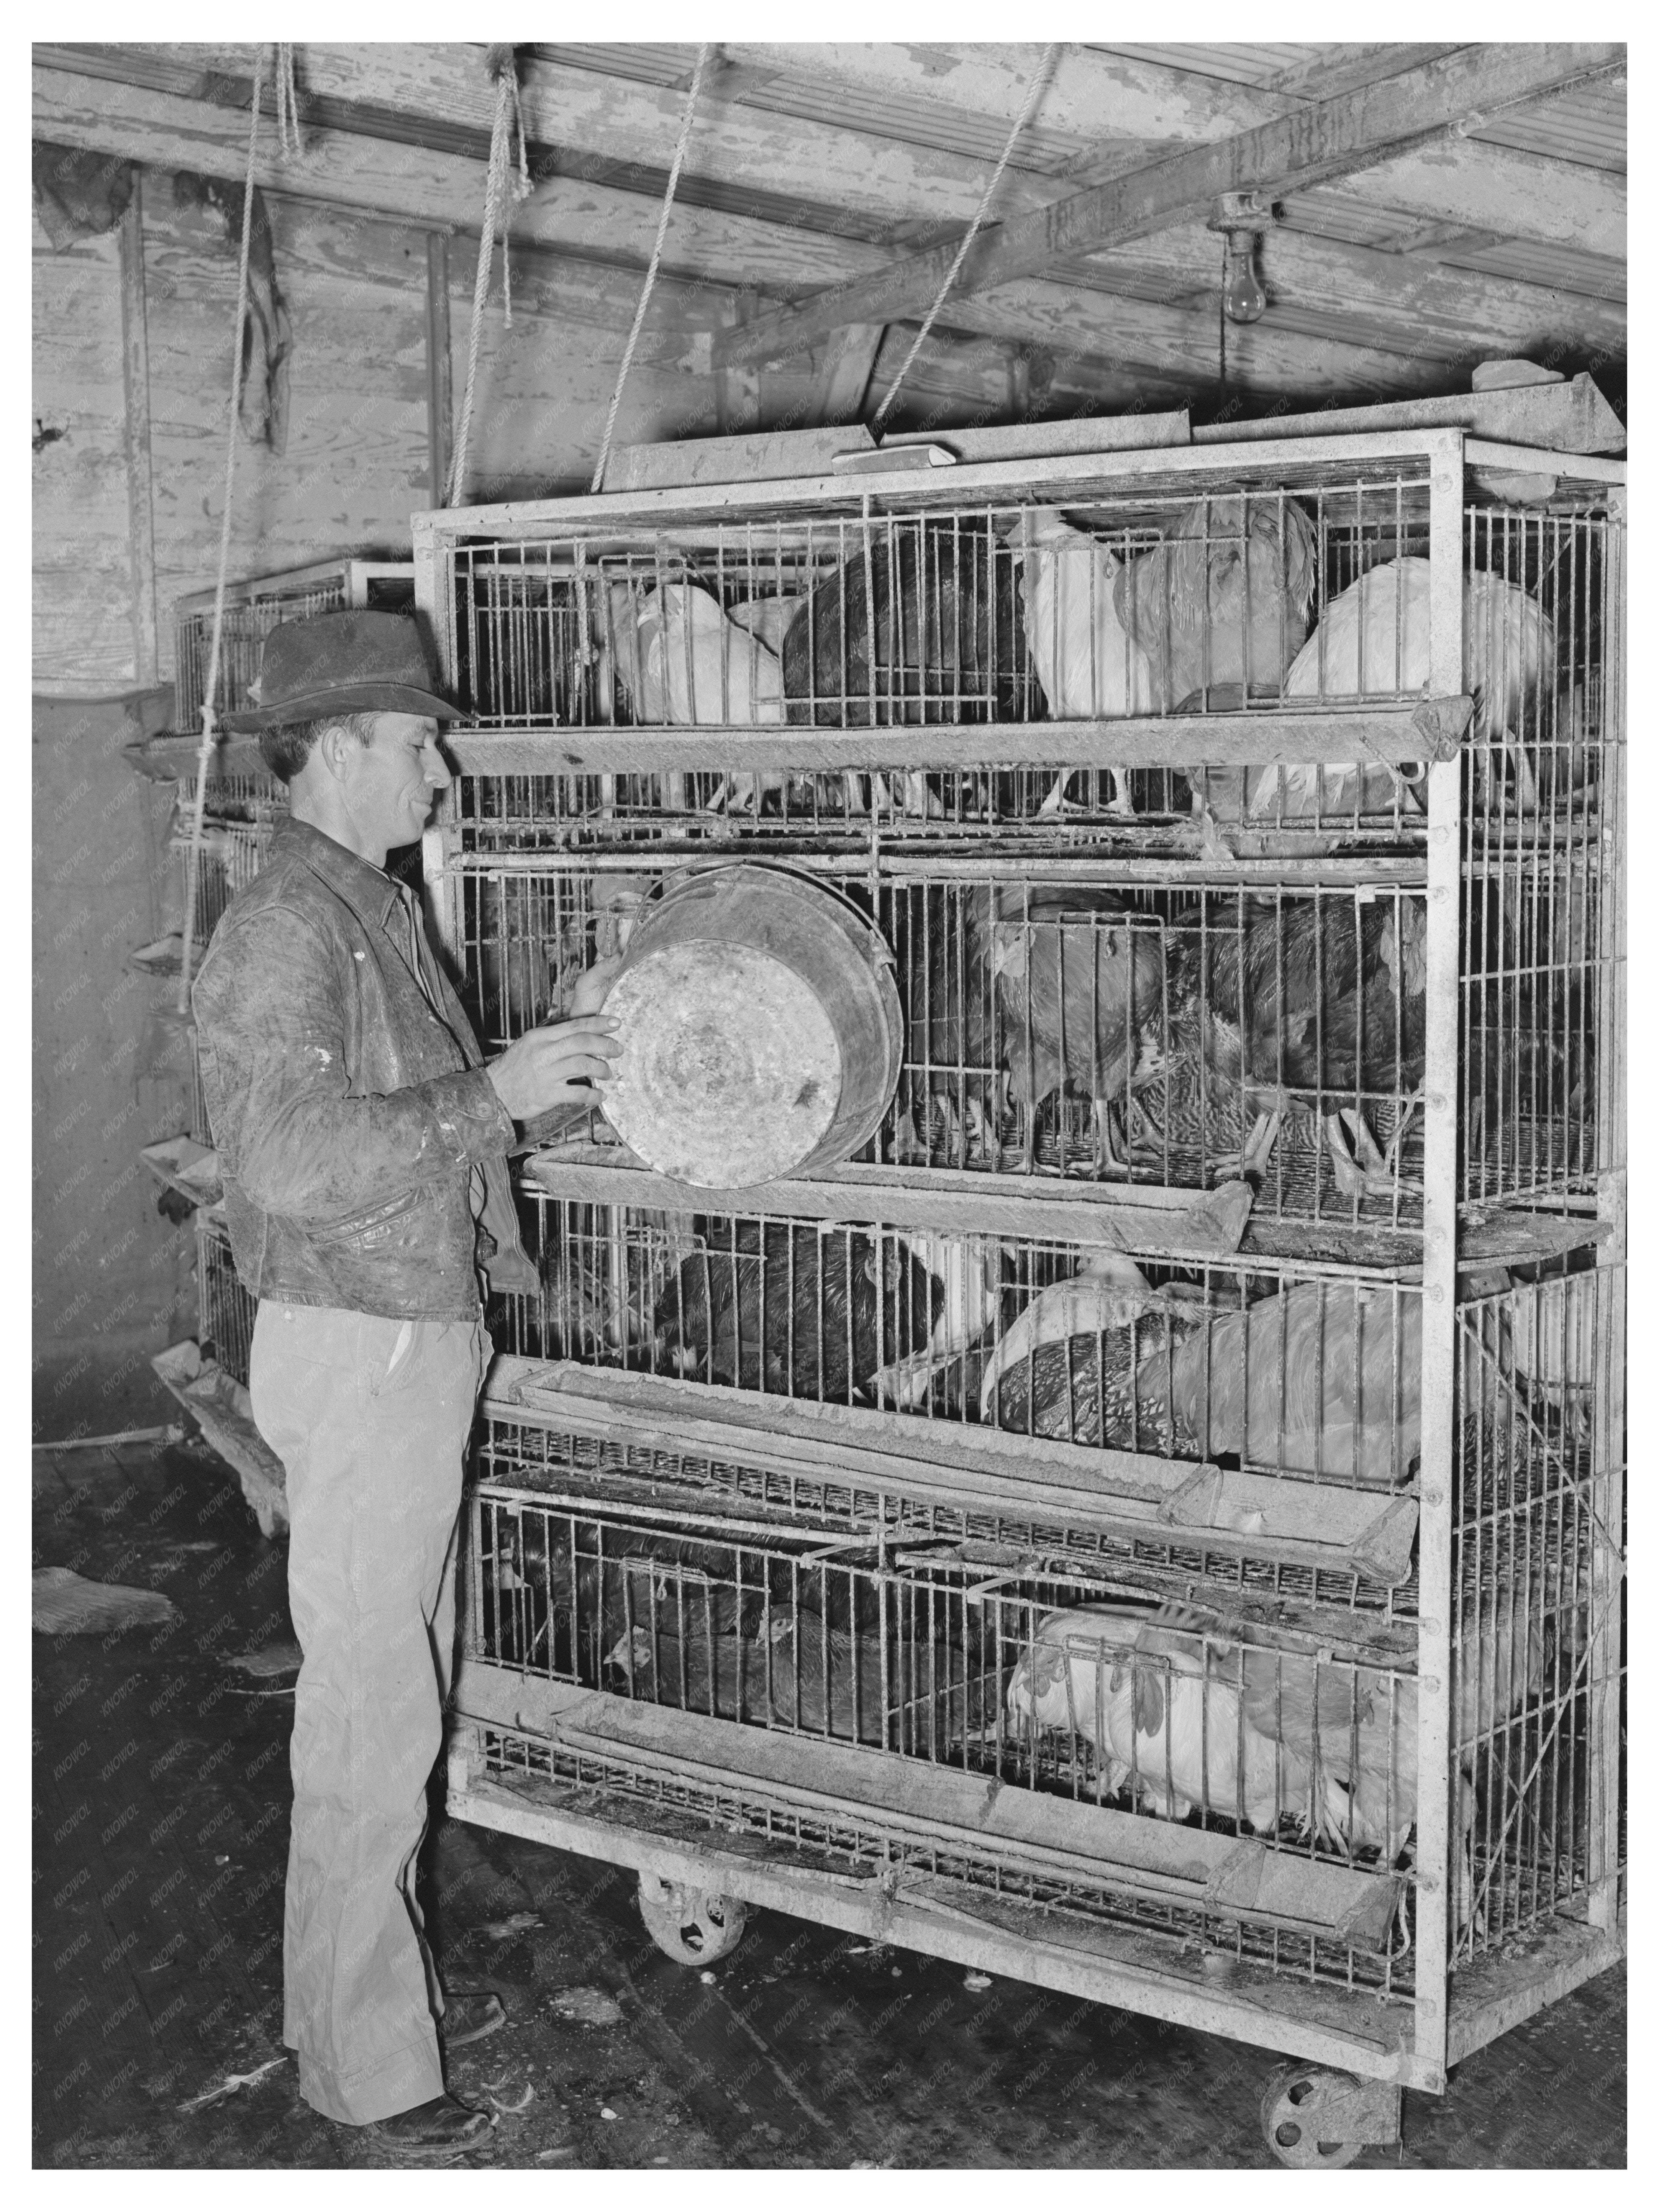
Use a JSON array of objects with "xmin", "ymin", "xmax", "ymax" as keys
[{"xmin": 34, "ymin": 1436, "xmax": 1627, "ymax": 2170}]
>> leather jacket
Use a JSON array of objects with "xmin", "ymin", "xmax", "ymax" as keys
[{"xmin": 192, "ymin": 816, "xmax": 537, "ymax": 1320}]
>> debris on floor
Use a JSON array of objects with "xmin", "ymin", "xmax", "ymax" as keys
[
  {"xmin": 31, "ymin": 1564, "xmax": 178, "ymax": 1635},
  {"xmin": 549, "ymin": 1986, "xmax": 624, "ymax": 2027}
]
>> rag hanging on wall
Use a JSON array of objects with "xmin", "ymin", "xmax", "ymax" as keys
[{"xmin": 176, "ymin": 43, "xmax": 304, "ymax": 1015}]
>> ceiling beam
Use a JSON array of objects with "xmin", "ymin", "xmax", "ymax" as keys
[
  {"xmin": 30, "ymin": 61, "xmax": 888, "ymax": 300},
  {"xmin": 716, "ymin": 42, "xmax": 1624, "ymax": 370},
  {"xmin": 49, "ymin": 41, "xmax": 1099, "ymax": 248},
  {"xmin": 30, "ymin": 59, "xmax": 1210, "ymax": 425},
  {"xmin": 33, "ymin": 51, "xmax": 1622, "ymax": 428}
]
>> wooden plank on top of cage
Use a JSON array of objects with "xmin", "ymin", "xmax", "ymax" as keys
[
  {"xmin": 601, "ymin": 423, "xmax": 879, "ymax": 494},
  {"xmin": 443, "ymin": 699, "xmax": 1473, "ymax": 779},
  {"xmin": 1195, "ymin": 374, "xmax": 1626, "ymax": 459}
]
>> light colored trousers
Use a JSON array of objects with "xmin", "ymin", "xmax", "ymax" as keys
[{"xmin": 249, "ymin": 1300, "xmax": 488, "ymax": 2126}]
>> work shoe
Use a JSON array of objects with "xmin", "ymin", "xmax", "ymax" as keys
[
  {"xmin": 441, "ymin": 1987, "xmax": 508, "ymax": 2051},
  {"xmin": 368, "ymin": 2092, "xmax": 494, "ymax": 2161}
]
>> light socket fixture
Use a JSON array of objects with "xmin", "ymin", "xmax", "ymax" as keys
[{"xmin": 1208, "ymin": 190, "xmax": 1280, "ymax": 326}]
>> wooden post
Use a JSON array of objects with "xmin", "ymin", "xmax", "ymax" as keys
[
  {"xmin": 1413, "ymin": 430, "xmax": 1466, "ymax": 2093},
  {"xmin": 426, "ymin": 230, "xmax": 453, "ymax": 508},
  {"xmin": 118, "ymin": 172, "xmax": 159, "ymax": 688}
]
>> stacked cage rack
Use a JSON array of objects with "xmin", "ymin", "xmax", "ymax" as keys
[
  {"xmin": 416, "ymin": 426, "xmax": 1624, "ymax": 2153},
  {"xmin": 169, "ymin": 555, "xmax": 415, "ymax": 734}
]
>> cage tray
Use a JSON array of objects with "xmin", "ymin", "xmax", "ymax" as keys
[
  {"xmin": 457, "ymin": 1663, "xmax": 1402, "ymax": 1950},
  {"xmin": 485, "ymin": 1357, "xmax": 1420, "ymax": 1582}
]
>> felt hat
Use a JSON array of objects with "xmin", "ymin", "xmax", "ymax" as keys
[{"xmin": 218, "ymin": 609, "xmax": 457, "ymax": 731}]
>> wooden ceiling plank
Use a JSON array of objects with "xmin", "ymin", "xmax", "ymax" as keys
[
  {"xmin": 31, "ymin": 64, "xmax": 892, "ymax": 303},
  {"xmin": 716, "ymin": 43, "xmax": 1624, "ymax": 370},
  {"xmin": 720, "ymin": 40, "xmax": 1303, "ymax": 140},
  {"xmin": 1077, "ymin": 221, "xmax": 1626, "ymax": 362},
  {"xmin": 73, "ymin": 40, "xmax": 1098, "ymax": 243},
  {"xmin": 1312, "ymin": 141, "xmax": 1624, "ymax": 262},
  {"xmin": 36, "ymin": 59, "xmax": 1574, "ymax": 421}
]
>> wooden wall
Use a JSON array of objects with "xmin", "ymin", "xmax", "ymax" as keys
[
  {"xmin": 32, "ymin": 219, "xmax": 136, "ymax": 692},
  {"xmin": 30, "ymin": 164, "xmax": 736, "ymax": 1428}
]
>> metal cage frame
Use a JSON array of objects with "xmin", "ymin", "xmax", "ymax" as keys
[{"xmin": 417, "ymin": 426, "xmax": 1625, "ymax": 2108}]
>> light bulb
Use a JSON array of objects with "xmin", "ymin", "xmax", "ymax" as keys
[{"xmin": 1222, "ymin": 231, "xmax": 1266, "ymax": 325}]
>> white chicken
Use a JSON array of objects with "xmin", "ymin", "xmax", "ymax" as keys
[
  {"xmin": 1007, "ymin": 1587, "xmax": 1560, "ymax": 1940},
  {"xmin": 1240, "ymin": 559, "xmax": 1557, "ymax": 823},
  {"xmin": 1011, "ymin": 508, "xmax": 1156, "ymax": 817},
  {"xmin": 1005, "ymin": 1604, "xmax": 1318, "ymax": 1832}
]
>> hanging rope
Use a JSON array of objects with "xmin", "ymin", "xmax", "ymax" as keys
[
  {"xmin": 176, "ymin": 48, "xmax": 268, "ymax": 1015},
  {"xmin": 446, "ymin": 45, "xmax": 533, "ymax": 507},
  {"xmin": 870, "ymin": 43, "xmax": 1061, "ymax": 435},
  {"xmin": 590, "ymin": 42, "xmax": 712, "ymax": 494},
  {"xmin": 274, "ymin": 43, "xmax": 304, "ymax": 162}
]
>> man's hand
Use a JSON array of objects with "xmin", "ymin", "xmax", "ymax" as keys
[
  {"xmin": 567, "ymin": 953, "xmax": 623, "ymax": 1018},
  {"xmin": 487, "ymin": 1015, "xmax": 620, "ymax": 1124}
]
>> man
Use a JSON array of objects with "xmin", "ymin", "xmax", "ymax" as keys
[{"xmin": 192, "ymin": 610, "xmax": 618, "ymax": 2155}]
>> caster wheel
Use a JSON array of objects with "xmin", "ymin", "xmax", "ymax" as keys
[
  {"xmin": 636, "ymin": 1873, "xmax": 748, "ymax": 1966},
  {"xmin": 1260, "ymin": 2064, "xmax": 1365, "ymax": 2168}
]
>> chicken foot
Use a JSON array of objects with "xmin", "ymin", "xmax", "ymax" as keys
[{"xmin": 1325, "ymin": 1088, "xmax": 1423, "ymax": 1201}]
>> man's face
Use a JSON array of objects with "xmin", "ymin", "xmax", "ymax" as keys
[{"xmin": 338, "ymin": 713, "xmax": 451, "ymax": 855}]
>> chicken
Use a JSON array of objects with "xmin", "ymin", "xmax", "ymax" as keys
[
  {"xmin": 985, "ymin": 1268, "xmax": 1419, "ymax": 1489},
  {"xmin": 651, "ymin": 1222, "xmax": 944, "ymax": 1405},
  {"xmin": 1010, "ymin": 1591, "xmax": 1549, "ymax": 1937},
  {"xmin": 609, "ymin": 1609, "xmax": 966, "ymax": 1750},
  {"xmin": 978, "ymin": 1249, "xmax": 1167, "ymax": 1438},
  {"xmin": 780, "ymin": 522, "xmax": 1026, "ymax": 728},
  {"xmin": 984, "ymin": 886, "xmax": 1172, "ymax": 1171},
  {"xmin": 893, "ymin": 883, "xmax": 1000, "ymax": 1170},
  {"xmin": 1161, "ymin": 1280, "xmax": 1423, "ymax": 1487},
  {"xmin": 1011, "ymin": 508, "xmax": 1155, "ymax": 815},
  {"xmin": 1237, "ymin": 559, "xmax": 1559, "ymax": 823},
  {"xmin": 1005, "ymin": 1604, "xmax": 1318, "ymax": 1832},
  {"xmin": 1113, "ymin": 494, "xmax": 1318, "ymax": 713},
  {"xmin": 1239, "ymin": 1588, "xmax": 1550, "ymax": 1932},
  {"xmin": 875, "ymin": 1232, "xmax": 1004, "ymax": 1411},
  {"xmin": 602, "ymin": 579, "xmax": 786, "ymax": 727},
  {"xmin": 1197, "ymin": 893, "xmax": 1429, "ymax": 1200}
]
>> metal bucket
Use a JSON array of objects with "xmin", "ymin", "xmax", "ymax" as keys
[{"xmin": 600, "ymin": 863, "xmax": 903, "ymax": 1189}]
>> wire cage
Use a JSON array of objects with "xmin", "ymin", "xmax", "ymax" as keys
[
  {"xmin": 196, "ymin": 1209, "xmax": 255, "ymax": 1389},
  {"xmin": 173, "ymin": 812, "xmax": 277, "ymax": 955},
  {"xmin": 170, "ymin": 556, "xmax": 415, "ymax": 734},
  {"xmin": 423, "ymin": 427, "xmax": 1626, "ymax": 2120}
]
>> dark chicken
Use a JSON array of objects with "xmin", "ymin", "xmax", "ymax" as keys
[
  {"xmin": 608, "ymin": 1609, "xmax": 967, "ymax": 1750},
  {"xmin": 1192, "ymin": 893, "xmax": 1429, "ymax": 1199},
  {"xmin": 986, "ymin": 1259, "xmax": 1423, "ymax": 1487},
  {"xmin": 1113, "ymin": 493, "xmax": 1318, "ymax": 712},
  {"xmin": 974, "ymin": 885, "xmax": 1170, "ymax": 1171},
  {"xmin": 652, "ymin": 1222, "xmax": 944, "ymax": 1404},
  {"xmin": 781, "ymin": 523, "xmax": 1027, "ymax": 728},
  {"xmin": 972, "ymin": 881, "xmax": 1428, "ymax": 1196}
]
